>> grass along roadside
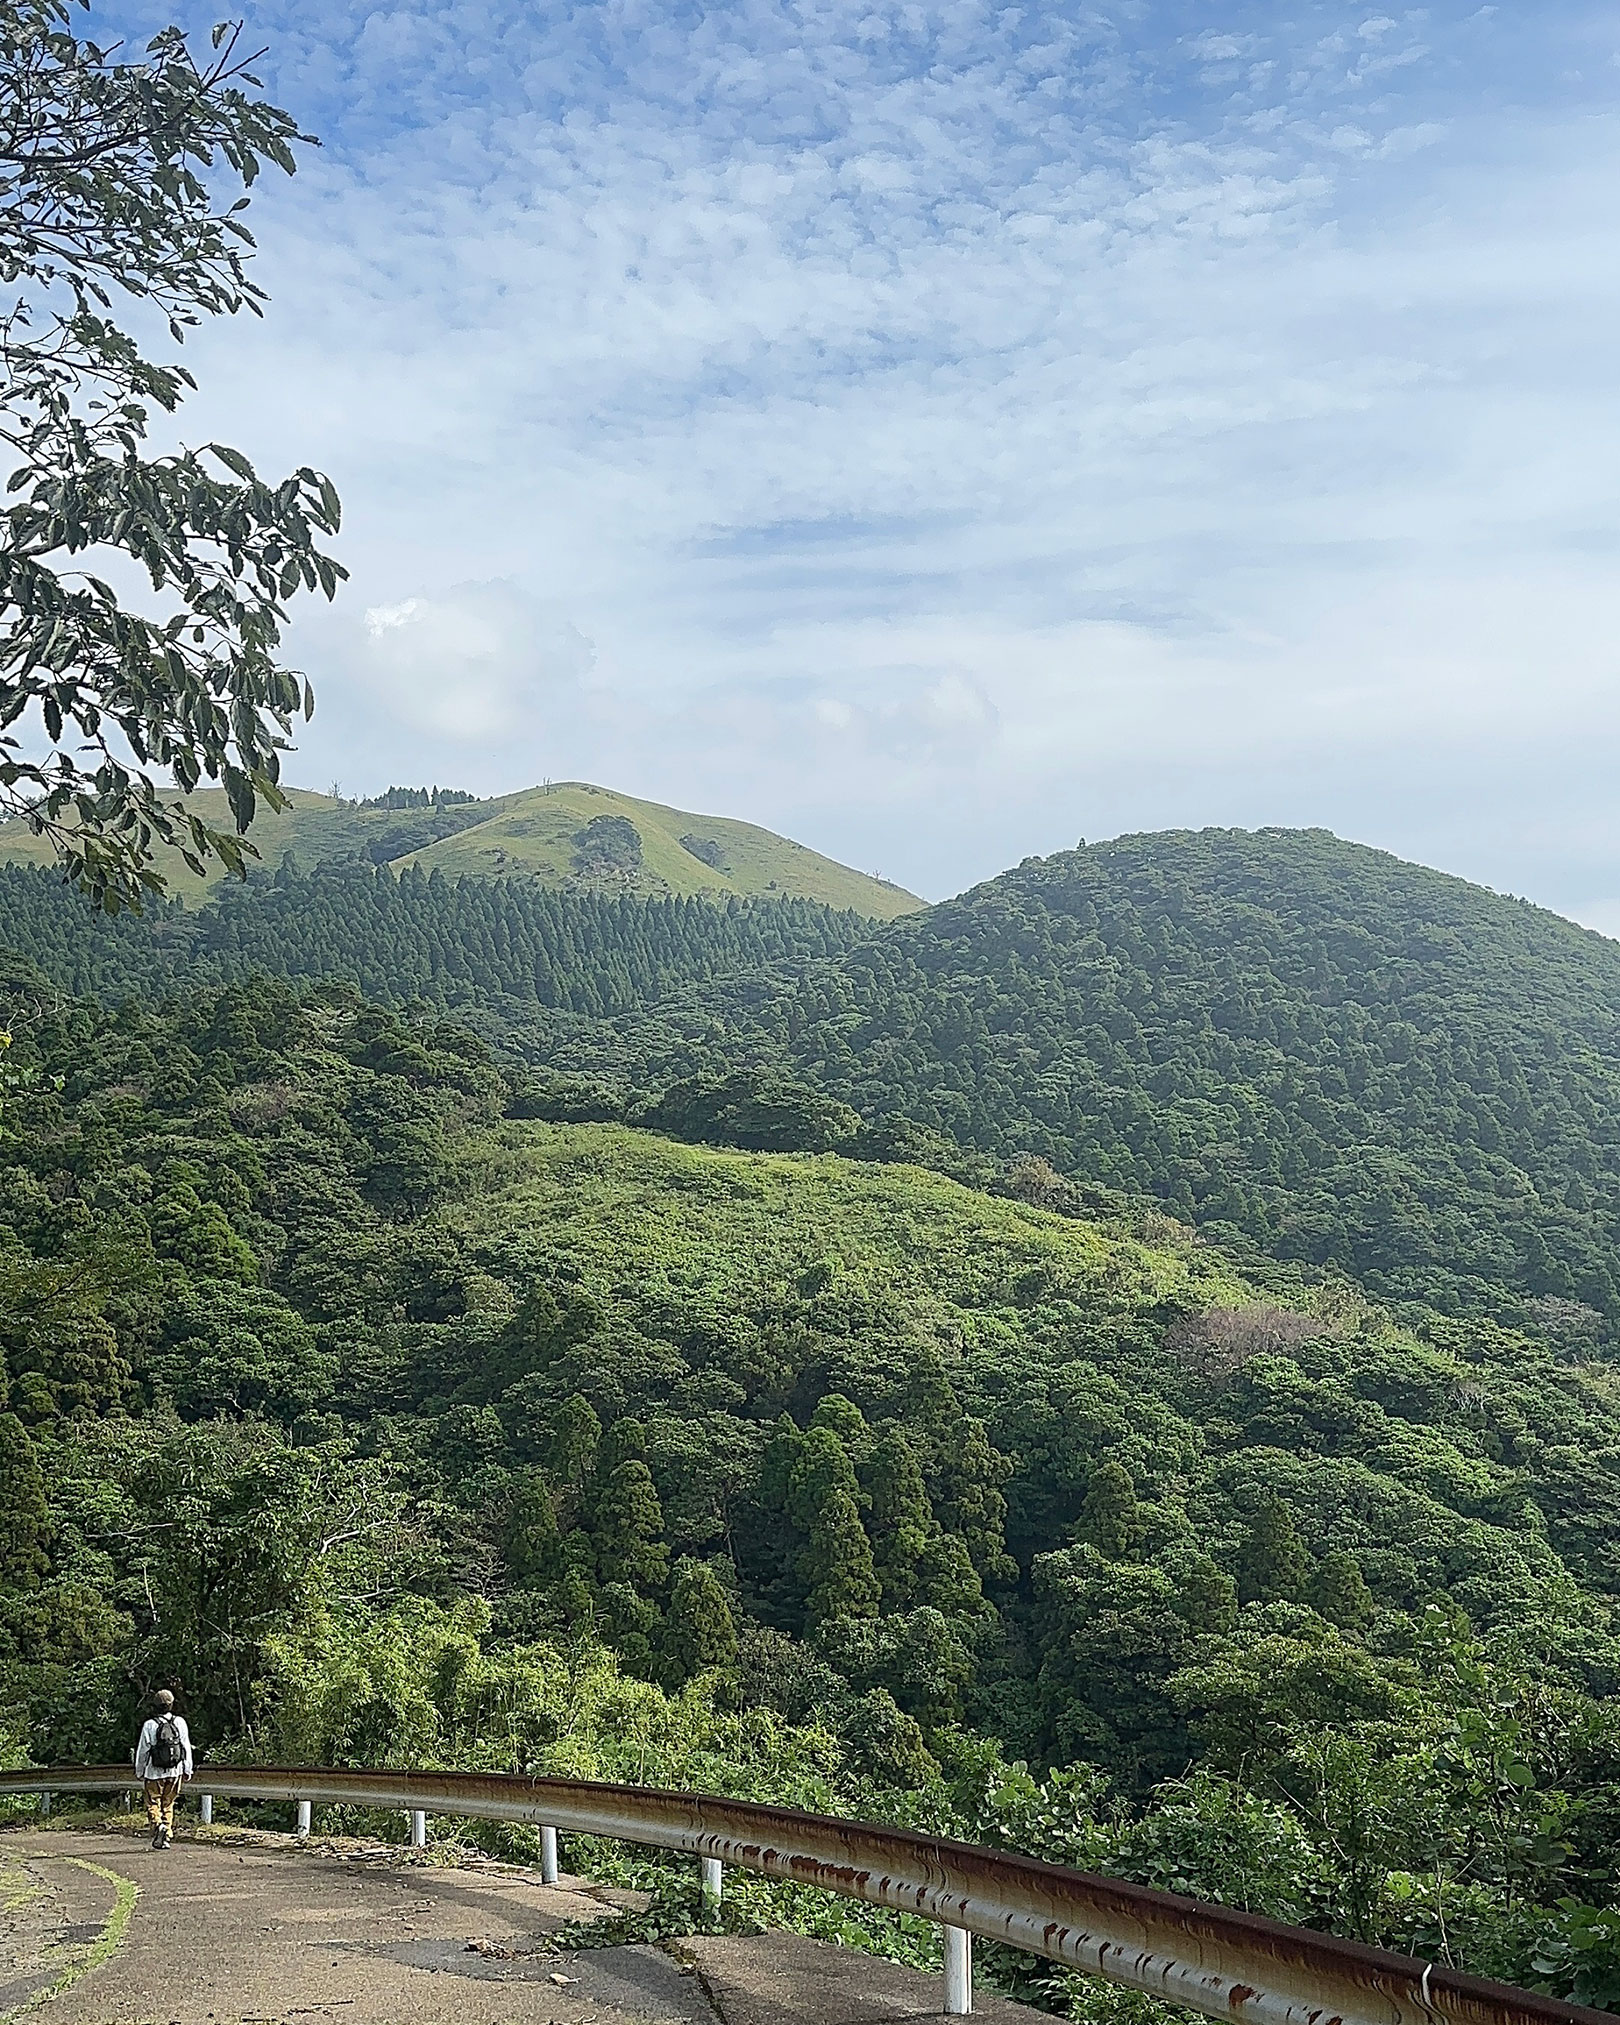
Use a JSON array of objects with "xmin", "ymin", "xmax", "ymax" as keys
[{"xmin": 0, "ymin": 1852, "xmax": 137, "ymax": 2024}]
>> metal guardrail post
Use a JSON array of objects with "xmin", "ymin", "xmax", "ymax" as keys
[
  {"xmin": 540, "ymin": 1824, "xmax": 559, "ymax": 1886},
  {"xmin": 700, "ymin": 1855, "xmax": 723, "ymax": 1909},
  {"xmin": 38, "ymin": 1791, "xmax": 50, "ymax": 1818},
  {"xmin": 410, "ymin": 1809, "xmax": 427, "ymax": 1849},
  {"xmin": 944, "ymin": 1925, "xmax": 972, "ymax": 2014},
  {"xmin": 199, "ymin": 1793, "xmax": 213, "ymax": 1825},
  {"xmin": 295, "ymin": 1799, "xmax": 311, "ymax": 1838}
]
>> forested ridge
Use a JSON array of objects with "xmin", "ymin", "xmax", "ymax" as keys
[
  {"xmin": 7, "ymin": 826, "xmax": 1620, "ymax": 1328},
  {"xmin": 802, "ymin": 828, "xmax": 1620, "ymax": 1320},
  {"xmin": 518, "ymin": 828, "xmax": 1620, "ymax": 1331},
  {"xmin": 0, "ymin": 861, "xmax": 871, "ymax": 1015}
]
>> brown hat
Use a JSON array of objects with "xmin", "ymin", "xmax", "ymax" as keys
[{"xmin": 156, "ymin": 1689, "xmax": 174, "ymax": 1709}]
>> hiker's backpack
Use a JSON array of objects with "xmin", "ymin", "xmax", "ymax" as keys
[{"xmin": 148, "ymin": 1713, "xmax": 183, "ymax": 1773}]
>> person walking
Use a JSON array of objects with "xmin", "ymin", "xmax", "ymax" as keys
[{"xmin": 134, "ymin": 1689, "xmax": 192, "ymax": 1849}]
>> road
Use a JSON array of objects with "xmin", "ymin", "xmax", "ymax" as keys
[{"xmin": 0, "ymin": 1820, "xmax": 1034, "ymax": 2025}]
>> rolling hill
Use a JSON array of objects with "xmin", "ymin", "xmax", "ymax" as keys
[
  {"xmin": 396, "ymin": 781, "xmax": 924, "ymax": 917},
  {"xmin": 6, "ymin": 814, "xmax": 1620, "ymax": 1325},
  {"xmin": 517, "ymin": 827, "xmax": 1620, "ymax": 1323},
  {"xmin": 0, "ymin": 781, "xmax": 924, "ymax": 919}
]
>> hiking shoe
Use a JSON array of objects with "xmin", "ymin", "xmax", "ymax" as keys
[
  {"xmin": 150, "ymin": 1826, "xmax": 162, "ymax": 1848},
  {"xmin": 158, "ymin": 1826, "xmax": 171, "ymax": 1849}
]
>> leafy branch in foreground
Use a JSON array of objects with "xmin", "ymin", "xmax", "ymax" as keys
[{"xmin": 0, "ymin": 0, "xmax": 344, "ymax": 911}]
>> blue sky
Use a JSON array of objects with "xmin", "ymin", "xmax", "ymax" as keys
[{"xmin": 102, "ymin": 0, "xmax": 1620, "ymax": 915}]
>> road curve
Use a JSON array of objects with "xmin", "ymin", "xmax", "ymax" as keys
[{"xmin": 0, "ymin": 1821, "xmax": 1033, "ymax": 2025}]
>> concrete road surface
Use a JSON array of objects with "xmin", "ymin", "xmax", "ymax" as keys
[{"xmin": 0, "ymin": 1820, "xmax": 1035, "ymax": 2025}]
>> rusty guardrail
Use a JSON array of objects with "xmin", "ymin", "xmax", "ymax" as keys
[{"xmin": 2, "ymin": 1764, "xmax": 1611, "ymax": 2025}]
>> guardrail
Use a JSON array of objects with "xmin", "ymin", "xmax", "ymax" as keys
[{"xmin": 2, "ymin": 1765, "xmax": 1611, "ymax": 2025}]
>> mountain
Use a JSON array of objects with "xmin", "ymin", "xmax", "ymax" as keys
[
  {"xmin": 0, "ymin": 781, "xmax": 925, "ymax": 919},
  {"xmin": 393, "ymin": 781, "xmax": 924, "ymax": 918}
]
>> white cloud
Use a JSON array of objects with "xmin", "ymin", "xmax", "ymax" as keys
[
  {"xmin": 115, "ymin": 0, "xmax": 1620, "ymax": 919},
  {"xmin": 350, "ymin": 582, "xmax": 595, "ymax": 744}
]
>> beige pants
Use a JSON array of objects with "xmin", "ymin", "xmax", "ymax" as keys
[{"xmin": 143, "ymin": 1778, "xmax": 180, "ymax": 1831}]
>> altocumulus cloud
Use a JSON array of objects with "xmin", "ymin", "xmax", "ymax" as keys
[{"xmin": 93, "ymin": 0, "xmax": 1620, "ymax": 915}]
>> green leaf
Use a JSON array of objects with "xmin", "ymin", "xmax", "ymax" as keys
[{"xmin": 209, "ymin": 442, "xmax": 258, "ymax": 481}]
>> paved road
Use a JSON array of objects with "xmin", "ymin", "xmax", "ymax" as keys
[{"xmin": 0, "ymin": 1822, "xmax": 1033, "ymax": 2025}]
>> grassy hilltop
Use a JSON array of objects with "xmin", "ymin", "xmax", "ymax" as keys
[
  {"xmin": 0, "ymin": 781, "xmax": 924, "ymax": 919},
  {"xmin": 396, "ymin": 781, "xmax": 923, "ymax": 918}
]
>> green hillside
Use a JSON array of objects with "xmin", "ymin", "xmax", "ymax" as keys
[
  {"xmin": 398, "ymin": 781, "xmax": 924, "ymax": 917},
  {"xmin": 7, "ymin": 820, "xmax": 1620, "ymax": 1329},
  {"xmin": 521, "ymin": 827, "xmax": 1620, "ymax": 1327},
  {"xmin": 0, "ymin": 781, "xmax": 924, "ymax": 919},
  {"xmin": 0, "ymin": 862, "xmax": 876, "ymax": 1015},
  {"xmin": 4, "ymin": 971, "xmax": 1620, "ymax": 2003},
  {"xmin": 0, "ymin": 785, "xmax": 389, "ymax": 904}
]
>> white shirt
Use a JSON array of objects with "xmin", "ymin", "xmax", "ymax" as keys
[{"xmin": 134, "ymin": 1714, "xmax": 193, "ymax": 1782}]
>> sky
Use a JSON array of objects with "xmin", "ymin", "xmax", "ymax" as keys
[{"xmin": 97, "ymin": 0, "xmax": 1620, "ymax": 917}]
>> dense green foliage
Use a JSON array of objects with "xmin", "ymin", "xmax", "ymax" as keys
[
  {"xmin": 4, "ymin": 967, "xmax": 1620, "ymax": 2005},
  {"xmin": 0, "ymin": 0, "xmax": 343, "ymax": 910},
  {"xmin": 17, "ymin": 825, "xmax": 1620, "ymax": 1329},
  {"xmin": 0, "ymin": 862, "xmax": 870, "ymax": 1013},
  {"xmin": 11, "ymin": 825, "xmax": 1620, "ymax": 2003},
  {"xmin": 799, "ymin": 828, "xmax": 1620, "ymax": 1321},
  {"xmin": 516, "ymin": 828, "xmax": 1620, "ymax": 1330},
  {"xmin": 360, "ymin": 786, "xmax": 478, "ymax": 809}
]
